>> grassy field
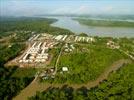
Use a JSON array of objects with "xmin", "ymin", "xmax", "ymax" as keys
[
  {"xmin": 11, "ymin": 68, "xmax": 37, "ymax": 78},
  {"xmin": 74, "ymin": 18, "xmax": 134, "ymax": 27}
]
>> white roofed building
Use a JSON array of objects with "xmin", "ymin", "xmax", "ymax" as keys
[{"xmin": 62, "ymin": 67, "xmax": 68, "ymax": 72}]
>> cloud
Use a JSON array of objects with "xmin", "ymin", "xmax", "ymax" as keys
[
  {"xmin": 51, "ymin": 5, "xmax": 90, "ymax": 15},
  {"xmin": 1, "ymin": 0, "xmax": 50, "ymax": 16},
  {"xmin": 1, "ymin": 0, "xmax": 134, "ymax": 16},
  {"xmin": 51, "ymin": 7, "xmax": 71, "ymax": 14},
  {"xmin": 73, "ymin": 5, "xmax": 90, "ymax": 14},
  {"xmin": 103, "ymin": 6, "xmax": 113, "ymax": 12}
]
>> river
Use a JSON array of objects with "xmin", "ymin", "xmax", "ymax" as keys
[{"xmin": 49, "ymin": 17, "xmax": 134, "ymax": 37}]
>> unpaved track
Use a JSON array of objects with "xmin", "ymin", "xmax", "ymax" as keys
[
  {"xmin": 14, "ymin": 59, "xmax": 131, "ymax": 100},
  {"xmin": 54, "ymin": 44, "xmax": 64, "ymax": 75}
]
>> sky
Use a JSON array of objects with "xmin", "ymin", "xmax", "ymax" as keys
[{"xmin": 0, "ymin": 0, "xmax": 134, "ymax": 16}]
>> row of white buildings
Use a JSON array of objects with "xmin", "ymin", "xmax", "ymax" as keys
[
  {"xmin": 28, "ymin": 33, "xmax": 95, "ymax": 43},
  {"xmin": 19, "ymin": 33, "xmax": 95, "ymax": 64},
  {"xmin": 19, "ymin": 41, "xmax": 56, "ymax": 63},
  {"xmin": 74, "ymin": 36, "xmax": 95, "ymax": 42},
  {"xmin": 53, "ymin": 34, "xmax": 95, "ymax": 43}
]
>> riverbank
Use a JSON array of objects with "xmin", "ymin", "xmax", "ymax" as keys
[
  {"xmin": 50, "ymin": 17, "xmax": 134, "ymax": 37},
  {"xmin": 73, "ymin": 18, "xmax": 134, "ymax": 27}
]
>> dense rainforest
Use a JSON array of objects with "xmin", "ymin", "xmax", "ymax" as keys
[
  {"xmin": 0, "ymin": 43, "xmax": 34, "ymax": 100},
  {"xmin": 0, "ymin": 17, "xmax": 74, "ymax": 35}
]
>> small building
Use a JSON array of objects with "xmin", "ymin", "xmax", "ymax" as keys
[{"xmin": 62, "ymin": 67, "xmax": 68, "ymax": 72}]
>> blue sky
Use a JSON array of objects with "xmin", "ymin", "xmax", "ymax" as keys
[{"xmin": 0, "ymin": 0, "xmax": 134, "ymax": 16}]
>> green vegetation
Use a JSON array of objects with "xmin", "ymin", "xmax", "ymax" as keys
[
  {"xmin": 0, "ymin": 43, "xmax": 25, "ymax": 65},
  {"xmin": 0, "ymin": 17, "xmax": 74, "ymax": 35},
  {"xmin": 0, "ymin": 67, "xmax": 34, "ymax": 100},
  {"xmin": 29, "ymin": 63, "xmax": 134, "ymax": 100},
  {"xmin": 0, "ymin": 43, "xmax": 36, "ymax": 100},
  {"xmin": 0, "ymin": 17, "xmax": 74, "ymax": 99},
  {"xmin": 43, "ymin": 42, "xmax": 127, "ymax": 84},
  {"xmin": 0, "ymin": 17, "xmax": 133, "ymax": 99},
  {"xmin": 74, "ymin": 18, "xmax": 134, "ymax": 27},
  {"xmin": 78, "ymin": 33, "xmax": 88, "ymax": 37},
  {"xmin": 118, "ymin": 37, "xmax": 134, "ymax": 52},
  {"xmin": 11, "ymin": 68, "xmax": 37, "ymax": 78},
  {"xmin": 48, "ymin": 46, "xmax": 62, "ymax": 67}
]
